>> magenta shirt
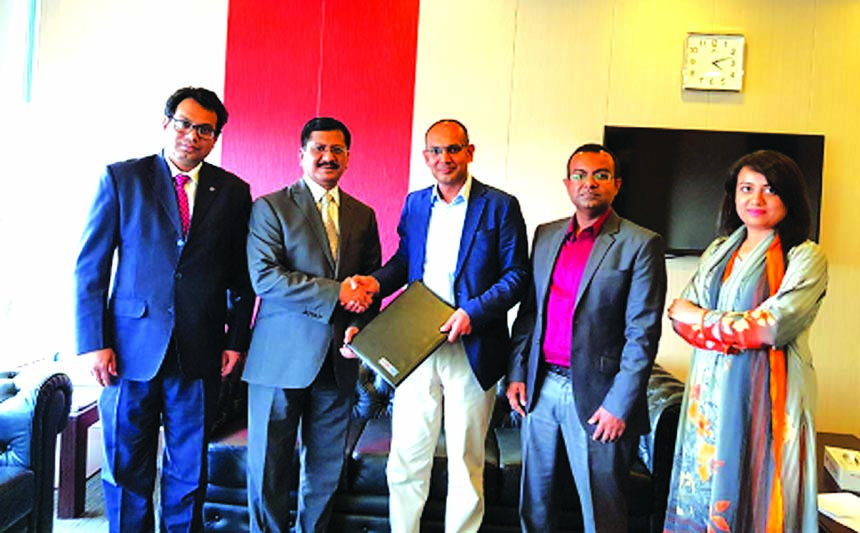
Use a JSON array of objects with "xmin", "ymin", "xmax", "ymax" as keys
[{"xmin": 542, "ymin": 210, "xmax": 611, "ymax": 367}]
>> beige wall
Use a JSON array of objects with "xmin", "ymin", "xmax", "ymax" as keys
[
  {"xmin": 409, "ymin": 0, "xmax": 859, "ymax": 435},
  {"xmin": 0, "ymin": 0, "xmax": 229, "ymax": 368},
  {"xmin": 5, "ymin": 0, "xmax": 855, "ymax": 434}
]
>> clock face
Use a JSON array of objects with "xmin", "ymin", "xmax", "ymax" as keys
[{"xmin": 682, "ymin": 33, "xmax": 745, "ymax": 91}]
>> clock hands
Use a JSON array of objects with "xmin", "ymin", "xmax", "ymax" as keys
[{"xmin": 711, "ymin": 57, "xmax": 733, "ymax": 70}]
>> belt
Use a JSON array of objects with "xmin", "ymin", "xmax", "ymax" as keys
[{"xmin": 543, "ymin": 362, "xmax": 570, "ymax": 378}]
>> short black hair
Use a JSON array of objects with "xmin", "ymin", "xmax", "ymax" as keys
[
  {"xmin": 300, "ymin": 117, "xmax": 351, "ymax": 149},
  {"xmin": 567, "ymin": 143, "xmax": 621, "ymax": 178},
  {"xmin": 720, "ymin": 150, "xmax": 812, "ymax": 250},
  {"xmin": 164, "ymin": 87, "xmax": 228, "ymax": 136},
  {"xmin": 424, "ymin": 119, "xmax": 470, "ymax": 145}
]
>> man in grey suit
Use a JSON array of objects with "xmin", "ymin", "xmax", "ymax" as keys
[
  {"xmin": 243, "ymin": 117, "xmax": 382, "ymax": 532},
  {"xmin": 506, "ymin": 143, "xmax": 666, "ymax": 532}
]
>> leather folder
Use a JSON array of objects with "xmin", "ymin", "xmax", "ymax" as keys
[{"xmin": 348, "ymin": 281, "xmax": 454, "ymax": 387}]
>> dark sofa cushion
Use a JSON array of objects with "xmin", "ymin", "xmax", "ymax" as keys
[
  {"xmin": 0, "ymin": 466, "xmax": 34, "ymax": 529},
  {"xmin": 204, "ymin": 363, "xmax": 684, "ymax": 532}
]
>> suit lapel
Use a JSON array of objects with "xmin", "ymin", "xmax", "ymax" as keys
[
  {"xmin": 152, "ymin": 155, "xmax": 183, "ymax": 236},
  {"xmin": 574, "ymin": 211, "xmax": 621, "ymax": 310},
  {"xmin": 413, "ymin": 188, "xmax": 433, "ymax": 274},
  {"xmin": 536, "ymin": 219, "xmax": 569, "ymax": 311},
  {"xmin": 189, "ymin": 164, "xmax": 220, "ymax": 235},
  {"xmin": 454, "ymin": 180, "xmax": 487, "ymax": 278},
  {"xmin": 336, "ymin": 192, "xmax": 359, "ymax": 278},
  {"xmin": 293, "ymin": 181, "xmax": 336, "ymax": 271}
]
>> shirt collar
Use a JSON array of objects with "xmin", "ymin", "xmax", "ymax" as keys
[
  {"xmin": 568, "ymin": 208, "xmax": 612, "ymax": 241},
  {"xmin": 165, "ymin": 156, "xmax": 202, "ymax": 184},
  {"xmin": 303, "ymin": 176, "xmax": 340, "ymax": 206},
  {"xmin": 430, "ymin": 173, "xmax": 472, "ymax": 206}
]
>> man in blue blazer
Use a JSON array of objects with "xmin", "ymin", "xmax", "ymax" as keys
[
  {"xmin": 506, "ymin": 144, "xmax": 667, "ymax": 532},
  {"xmin": 243, "ymin": 117, "xmax": 382, "ymax": 532},
  {"xmin": 347, "ymin": 119, "xmax": 529, "ymax": 532},
  {"xmin": 74, "ymin": 87, "xmax": 254, "ymax": 532}
]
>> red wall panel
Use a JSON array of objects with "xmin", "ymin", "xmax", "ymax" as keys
[{"xmin": 222, "ymin": 0, "xmax": 420, "ymax": 258}]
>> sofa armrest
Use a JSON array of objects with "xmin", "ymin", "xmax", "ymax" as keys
[
  {"xmin": 0, "ymin": 365, "xmax": 73, "ymax": 532},
  {"xmin": 638, "ymin": 363, "xmax": 684, "ymax": 533},
  {"xmin": 639, "ymin": 364, "xmax": 684, "ymax": 472}
]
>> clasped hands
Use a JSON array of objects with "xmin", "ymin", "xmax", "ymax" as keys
[{"xmin": 339, "ymin": 275, "xmax": 380, "ymax": 313}]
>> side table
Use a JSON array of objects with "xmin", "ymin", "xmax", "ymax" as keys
[
  {"xmin": 818, "ymin": 432, "xmax": 860, "ymax": 533},
  {"xmin": 58, "ymin": 386, "xmax": 101, "ymax": 518}
]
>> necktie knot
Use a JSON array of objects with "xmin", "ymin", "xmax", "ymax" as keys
[{"xmin": 175, "ymin": 174, "xmax": 190, "ymax": 187}]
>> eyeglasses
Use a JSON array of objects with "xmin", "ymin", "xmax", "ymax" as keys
[
  {"xmin": 568, "ymin": 170, "xmax": 614, "ymax": 182},
  {"xmin": 306, "ymin": 144, "xmax": 348, "ymax": 156},
  {"xmin": 423, "ymin": 144, "xmax": 468, "ymax": 157},
  {"xmin": 169, "ymin": 116, "xmax": 217, "ymax": 139}
]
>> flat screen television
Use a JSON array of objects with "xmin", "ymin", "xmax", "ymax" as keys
[{"xmin": 603, "ymin": 126, "xmax": 824, "ymax": 255}]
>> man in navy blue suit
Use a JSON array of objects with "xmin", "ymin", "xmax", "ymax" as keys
[
  {"xmin": 346, "ymin": 119, "xmax": 529, "ymax": 532},
  {"xmin": 74, "ymin": 87, "xmax": 254, "ymax": 532}
]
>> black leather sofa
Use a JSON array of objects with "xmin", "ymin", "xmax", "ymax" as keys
[
  {"xmin": 204, "ymin": 364, "xmax": 684, "ymax": 532},
  {"xmin": 0, "ymin": 365, "xmax": 72, "ymax": 533}
]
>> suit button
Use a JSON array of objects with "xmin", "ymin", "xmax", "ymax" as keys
[
  {"xmin": 167, "ymin": 307, "xmax": 174, "ymax": 314},
  {"xmin": 174, "ymin": 272, "xmax": 182, "ymax": 280},
  {"xmin": 177, "ymin": 239, "xmax": 185, "ymax": 247}
]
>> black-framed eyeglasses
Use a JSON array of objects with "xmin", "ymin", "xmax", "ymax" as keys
[
  {"xmin": 169, "ymin": 116, "xmax": 217, "ymax": 139},
  {"xmin": 423, "ymin": 144, "xmax": 468, "ymax": 157},
  {"xmin": 568, "ymin": 170, "xmax": 614, "ymax": 182}
]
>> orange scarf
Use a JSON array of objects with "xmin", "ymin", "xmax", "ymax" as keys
[
  {"xmin": 764, "ymin": 236, "xmax": 786, "ymax": 533},
  {"xmin": 726, "ymin": 236, "xmax": 787, "ymax": 531}
]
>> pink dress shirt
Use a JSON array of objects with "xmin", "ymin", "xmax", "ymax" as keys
[{"xmin": 542, "ymin": 210, "xmax": 611, "ymax": 367}]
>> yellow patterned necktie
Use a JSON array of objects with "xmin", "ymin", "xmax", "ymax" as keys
[{"xmin": 321, "ymin": 192, "xmax": 338, "ymax": 259}]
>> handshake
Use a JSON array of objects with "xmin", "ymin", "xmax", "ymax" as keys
[{"xmin": 338, "ymin": 275, "xmax": 380, "ymax": 313}]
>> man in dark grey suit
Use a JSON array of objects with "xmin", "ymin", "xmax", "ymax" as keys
[
  {"xmin": 506, "ymin": 144, "xmax": 667, "ymax": 532},
  {"xmin": 243, "ymin": 117, "xmax": 382, "ymax": 532}
]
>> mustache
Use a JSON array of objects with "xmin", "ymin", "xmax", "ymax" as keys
[{"xmin": 317, "ymin": 162, "xmax": 340, "ymax": 169}]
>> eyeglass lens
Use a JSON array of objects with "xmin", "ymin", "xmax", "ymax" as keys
[
  {"xmin": 570, "ymin": 170, "xmax": 613, "ymax": 181},
  {"xmin": 171, "ymin": 117, "xmax": 216, "ymax": 138},
  {"xmin": 425, "ymin": 144, "xmax": 466, "ymax": 156},
  {"xmin": 307, "ymin": 145, "xmax": 347, "ymax": 156}
]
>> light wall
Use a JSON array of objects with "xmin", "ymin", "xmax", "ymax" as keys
[
  {"xmin": 0, "ymin": 0, "xmax": 229, "ymax": 367},
  {"xmin": 408, "ymin": 0, "xmax": 858, "ymax": 435},
  {"xmin": 5, "ymin": 0, "xmax": 856, "ymax": 435}
]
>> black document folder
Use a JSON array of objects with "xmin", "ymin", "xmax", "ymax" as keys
[{"xmin": 348, "ymin": 281, "xmax": 454, "ymax": 387}]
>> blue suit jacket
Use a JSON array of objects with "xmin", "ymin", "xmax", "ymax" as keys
[
  {"xmin": 74, "ymin": 154, "xmax": 254, "ymax": 381},
  {"xmin": 508, "ymin": 210, "xmax": 666, "ymax": 435},
  {"xmin": 374, "ymin": 178, "xmax": 529, "ymax": 390}
]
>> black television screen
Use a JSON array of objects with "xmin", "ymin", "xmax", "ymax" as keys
[{"xmin": 603, "ymin": 126, "xmax": 824, "ymax": 255}]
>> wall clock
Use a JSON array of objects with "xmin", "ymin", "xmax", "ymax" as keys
[{"xmin": 682, "ymin": 33, "xmax": 745, "ymax": 91}]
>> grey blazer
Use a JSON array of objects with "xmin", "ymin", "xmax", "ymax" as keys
[
  {"xmin": 509, "ymin": 210, "xmax": 666, "ymax": 435},
  {"xmin": 243, "ymin": 180, "xmax": 382, "ymax": 393}
]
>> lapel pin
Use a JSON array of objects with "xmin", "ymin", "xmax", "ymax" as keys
[{"xmin": 209, "ymin": 187, "xmax": 216, "ymax": 192}]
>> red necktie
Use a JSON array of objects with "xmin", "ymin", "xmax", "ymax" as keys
[{"xmin": 174, "ymin": 174, "xmax": 191, "ymax": 236}]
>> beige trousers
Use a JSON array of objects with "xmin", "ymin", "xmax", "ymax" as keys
[{"xmin": 386, "ymin": 341, "xmax": 495, "ymax": 533}]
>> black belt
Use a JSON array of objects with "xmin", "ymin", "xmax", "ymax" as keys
[{"xmin": 543, "ymin": 362, "xmax": 570, "ymax": 378}]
